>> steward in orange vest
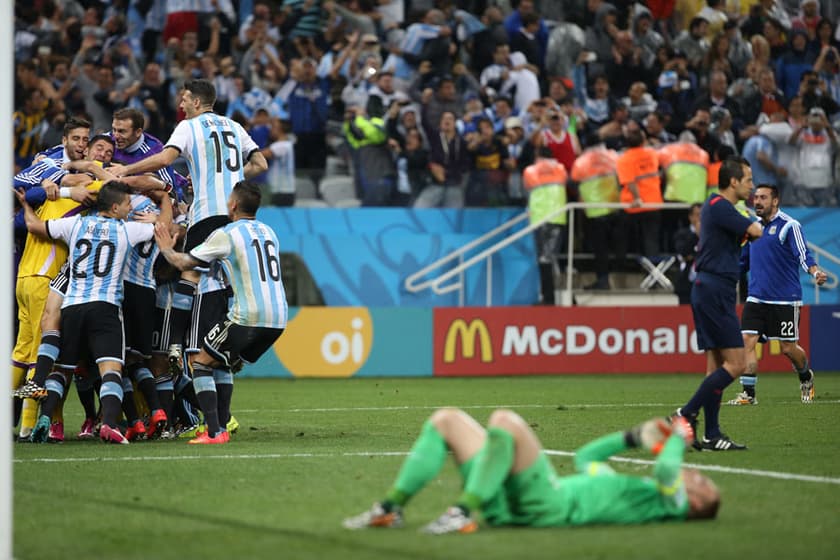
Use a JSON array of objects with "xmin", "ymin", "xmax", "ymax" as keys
[
  {"xmin": 522, "ymin": 147, "xmax": 569, "ymax": 304},
  {"xmin": 615, "ymin": 125, "xmax": 662, "ymax": 257}
]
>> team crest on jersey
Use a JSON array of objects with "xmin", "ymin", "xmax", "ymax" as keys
[{"xmin": 769, "ymin": 225, "xmax": 777, "ymax": 235}]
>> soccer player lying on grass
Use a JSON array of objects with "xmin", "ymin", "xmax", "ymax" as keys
[{"xmin": 343, "ymin": 408, "xmax": 717, "ymax": 534}]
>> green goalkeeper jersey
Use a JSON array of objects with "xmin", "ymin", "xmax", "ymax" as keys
[{"xmin": 474, "ymin": 433, "xmax": 690, "ymax": 527}]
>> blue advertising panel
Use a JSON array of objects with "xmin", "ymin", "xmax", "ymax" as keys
[
  {"xmin": 809, "ymin": 305, "xmax": 840, "ymax": 371},
  {"xmin": 262, "ymin": 208, "xmax": 538, "ymax": 307}
]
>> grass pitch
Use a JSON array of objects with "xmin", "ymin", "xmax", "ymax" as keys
[{"xmin": 13, "ymin": 373, "xmax": 840, "ymax": 560}]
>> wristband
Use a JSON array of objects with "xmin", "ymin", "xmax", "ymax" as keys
[
  {"xmin": 59, "ymin": 187, "xmax": 72, "ymax": 198},
  {"xmin": 813, "ymin": 270, "xmax": 819, "ymax": 279}
]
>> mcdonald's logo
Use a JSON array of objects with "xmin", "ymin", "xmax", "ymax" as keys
[{"xmin": 443, "ymin": 319, "xmax": 493, "ymax": 363}]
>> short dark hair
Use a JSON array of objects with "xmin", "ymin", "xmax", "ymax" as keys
[
  {"xmin": 97, "ymin": 180, "xmax": 132, "ymax": 212},
  {"xmin": 232, "ymin": 180, "xmax": 262, "ymax": 215},
  {"xmin": 63, "ymin": 117, "xmax": 91, "ymax": 137},
  {"xmin": 626, "ymin": 127, "xmax": 645, "ymax": 147},
  {"xmin": 521, "ymin": 12, "xmax": 539, "ymax": 26},
  {"xmin": 755, "ymin": 183, "xmax": 779, "ymax": 200},
  {"xmin": 88, "ymin": 134, "xmax": 115, "ymax": 149},
  {"xmin": 183, "ymin": 79, "xmax": 217, "ymax": 107},
  {"xmin": 718, "ymin": 156, "xmax": 749, "ymax": 190},
  {"xmin": 689, "ymin": 17, "xmax": 708, "ymax": 31},
  {"xmin": 112, "ymin": 107, "xmax": 145, "ymax": 130}
]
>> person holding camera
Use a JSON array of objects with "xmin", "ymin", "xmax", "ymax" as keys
[
  {"xmin": 813, "ymin": 43, "xmax": 840, "ymax": 109},
  {"xmin": 798, "ymin": 69, "xmax": 839, "ymax": 117}
]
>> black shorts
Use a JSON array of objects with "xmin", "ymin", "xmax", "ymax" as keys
[
  {"xmin": 187, "ymin": 289, "xmax": 229, "ymax": 354},
  {"xmin": 50, "ymin": 261, "xmax": 70, "ymax": 296},
  {"xmin": 741, "ymin": 302, "xmax": 800, "ymax": 341},
  {"xmin": 691, "ymin": 272, "xmax": 744, "ymax": 350},
  {"xmin": 184, "ymin": 215, "xmax": 231, "ymax": 252},
  {"xmin": 58, "ymin": 302, "xmax": 124, "ymax": 368},
  {"xmin": 152, "ymin": 282, "xmax": 174, "ymax": 353},
  {"xmin": 202, "ymin": 319, "xmax": 283, "ymax": 370},
  {"xmin": 123, "ymin": 282, "xmax": 157, "ymax": 359}
]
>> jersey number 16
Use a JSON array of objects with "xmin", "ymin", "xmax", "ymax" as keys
[{"xmin": 251, "ymin": 239, "xmax": 280, "ymax": 282}]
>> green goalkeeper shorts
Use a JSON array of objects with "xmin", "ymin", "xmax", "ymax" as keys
[{"xmin": 459, "ymin": 452, "xmax": 570, "ymax": 527}]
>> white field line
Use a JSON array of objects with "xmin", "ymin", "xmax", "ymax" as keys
[
  {"xmin": 277, "ymin": 400, "xmax": 840, "ymax": 413},
  {"xmin": 14, "ymin": 449, "xmax": 840, "ymax": 485}
]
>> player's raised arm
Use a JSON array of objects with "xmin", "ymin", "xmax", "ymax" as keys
[
  {"xmin": 13, "ymin": 189, "xmax": 48, "ymax": 238},
  {"xmin": 114, "ymin": 146, "xmax": 180, "ymax": 177}
]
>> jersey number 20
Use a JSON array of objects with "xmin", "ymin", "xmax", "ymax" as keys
[{"xmin": 72, "ymin": 239, "xmax": 115, "ymax": 278}]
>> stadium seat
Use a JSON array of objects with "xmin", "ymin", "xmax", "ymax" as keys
[
  {"xmin": 319, "ymin": 176, "xmax": 360, "ymax": 207},
  {"xmin": 325, "ymin": 155, "xmax": 350, "ymax": 177},
  {"xmin": 295, "ymin": 176, "xmax": 319, "ymax": 200},
  {"xmin": 293, "ymin": 198, "xmax": 330, "ymax": 208},
  {"xmin": 333, "ymin": 198, "xmax": 362, "ymax": 208}
]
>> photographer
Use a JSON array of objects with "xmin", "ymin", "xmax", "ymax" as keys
[
  {"xmin": 813, "ymin": 44, "xmax": 840, "ymax": 110},
  {"xmin": 799, "ymin": 69, "xmax": 839, "ymax": 117}
]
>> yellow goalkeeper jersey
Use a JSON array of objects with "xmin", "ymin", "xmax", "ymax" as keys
[{"xmin": 17, "ymin": 179, "xmax": 103, "ymax": 279}]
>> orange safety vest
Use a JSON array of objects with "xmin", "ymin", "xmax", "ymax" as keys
[
  {"xmin": 616, "ymin": 146, "xmax": 662, "ymax": 213},
  {"xmin": 523, "ymin": 159, "xmax": 569, "ymax": 226},
  {"xmin": 706, "ymin": 160, "xmax": 722, "ymax": 198},
  {"xmin": 570, "ymin": 148, "xmax": 621, "ymax": 218},
  {"xmin": 658, "ymin": 142, "xmax": 709, "ymax": 204}
]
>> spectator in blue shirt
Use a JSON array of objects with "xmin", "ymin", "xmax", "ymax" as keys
[{"xmin": 274, "ymin": 56, "xmax": 330, "ymax": 185}]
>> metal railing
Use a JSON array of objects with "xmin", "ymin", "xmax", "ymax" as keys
[
  {"xmin": 404, "ymin": 202, "xmax": 840, "ymax": 307},
  {"xmin": 404, "ymin": 202, "xmax": 690, "ymax": 306},
  {"xmin": 809, "ymin": 241, "xmax": 840, "ymax": 304},
  {"xmin": 403, "ymin": 211, "xmax": 531, "ymax": 306}
]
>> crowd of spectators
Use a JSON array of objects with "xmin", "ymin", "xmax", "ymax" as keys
[{"xmin": 11, "ymin": 1, "xmax": 840, "ymax": 241}]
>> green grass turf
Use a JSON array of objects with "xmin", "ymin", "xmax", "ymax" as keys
[{"xmin": 13, "ymin": 373, "xmax": 840, "ymax": 560}]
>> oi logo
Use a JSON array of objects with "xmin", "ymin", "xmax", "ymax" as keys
[{"xmin": 274, "ymin": 308, "xmax": 373, "ymax": 377}]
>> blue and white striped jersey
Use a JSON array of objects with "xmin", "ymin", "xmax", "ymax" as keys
[
  {"xmin": 197, "ymin": 260, "xmax": 229, "ymax": 296},
  {"xmin": 123, "ymin": 195, "xmax": 160, "ymax": 289},
  {"xmin": 14, "ymin": 158, "xmax": 66, "ymax": 192},
  {"xmin": 165, "ymin": 112, "xmax": 259, "ymax": 225},
  {"xmin": 35, "ymin": 144, "xmax": 67, "ymax": 163},
  {"xmin": 266, "ymin": 140, "xmax": 295, "ymax": 195},
  {"xmin": 742, "ymin": 211, "xmax": 817, "ymax": 305},
  {"xmin": 46, "ymin": 215, "xmax": 154, "ymax": 308},
  {"xmin": 190, "ymin": 218, "xmax": 287, "ymax": 329},
  {"xmin": 389, "ymin": 23, "xmax": 442, "ymax": 79}
]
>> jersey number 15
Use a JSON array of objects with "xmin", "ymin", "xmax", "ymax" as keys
[{"xmin": 209, "ymin": 131, "xmax": 242, "ymax": 173}]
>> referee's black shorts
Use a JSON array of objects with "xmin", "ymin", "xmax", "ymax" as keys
[{"xmin": 691, "ymin": 272, "xmax": 744, "ymax": 350}]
